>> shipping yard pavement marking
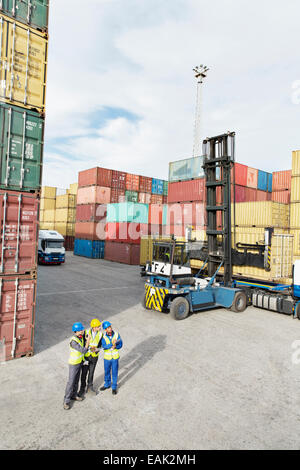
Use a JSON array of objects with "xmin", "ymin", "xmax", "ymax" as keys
[{"xmin": 37, "ymin": 286, "xmax": 137, "ymax": 297}]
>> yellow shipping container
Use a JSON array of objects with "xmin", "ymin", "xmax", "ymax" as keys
[
  {"xmin": 292, "ymin": 150, "xmax": 300, "ymax": 176},
  {"xmin": 39, "ymin": 222, "xmax": 55, "ymax": 231},
  {"xmin": 40, "ymin": 209, "xmax": 55, "ymax": 222},
  {"xmin": 41, "ymin": 186, "xmax": 56, "ymax": 199},
  {"xmin": 290, "ymin": 230, "xmax": 300, "ymax": 255},
  {"xmin": 40, "ymin": 198, "xmax": 55, "ymax": 211},
  {"xmin": 291, "ymin": 176, "xmax": 300, "ymax": 202},
  {"xmin": 290, "ymin": 202, "xmax": 300, "ymax": 229},
  {"xmin": 0, "ymin": 15, "xmax": 48, "ymax": 113},
  {"xmin": 68, "ymin": 183, "xmax": 78, "ymax": 196},
  {"xmin": 54, "ymin": 222, "xmax": 75, "ymax": 237},
  {"xmin": 56, "ymin": 194, "xmax": 76, "ymax": 209},
  {"xmin": 233, "ymin": 201, "xmax": 289, "ymax": 228},
  {"xmin": 55, "ymin": 208, "xmax": 76, "ymax": 223}
]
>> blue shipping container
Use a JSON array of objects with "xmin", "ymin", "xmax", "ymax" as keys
[
  {"xmin": 257, "ymin": 170, "xmax": 268, "ymax": 191},
  {"xmin": 152, "ymin": 178, "xmax": 164, "ymax": 195},
  {"xmin": 267, "ymin": 173, "xmax": 272, "ymax": 192},
  {"xmin": 74, "ymin": 239, "xmax": 105, "ymax": 259}
]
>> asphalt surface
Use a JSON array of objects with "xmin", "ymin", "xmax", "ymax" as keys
[{"xmin": 1, "ymin": 252, "xmax": 300, "ymax": 450}]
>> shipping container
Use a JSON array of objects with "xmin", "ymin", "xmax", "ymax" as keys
[
  {"xmin": 125, "ymin": 190, "xmax": 138, "ymax": 203},
  {"xmin": 290, "ymin": 202, "xmax": 300, "ymax": 229},
  {"xmin": 110, "ymin": 188, "xmax": 125, "ymax": 203},
  {"xmin": 267, "ymin": 173, "xmax": 272, "ymax": 192},
  {"xmin": 291, "ymin": 176, "xmax": 300, "ymax": 202},
  {"xmin": 256, "ymin": 190, "xmax": 268, "ymax": 202},
  {"xmin": 125, "ymin": 173, "xmax": 139, "ymax": 192},
  {"xmin": 167, "ymin": 178, "xmax": 205, "ymax": 203},
  {"xmin": 290, "ymin": 230, "xmax": 300, "ymax": 255},
  {"xmin": 292, "ymin": 150, "xmax": 300, "ymax": 176},
  {"xmin": 150, "ymin": 194, "xmax": 163, "ymax": 204},
  {"xmin": 106, "ymin": 203, "xmax": 149, "ymax": 224},
  {"xmin": 40, "ymin": 208, "xmax": 55, "ymax": 222},
  {"xmin": 74, "ymin": 239, "xmax": 105, "ymax": 259},
  {"xmin": 111, "ymin": 170, "xmax": 127, "ymax": 189},
  {"xmin": 163, "ymin": 181, "xmax": 168, "ymax": 196},
  {"xmin": 64, "ymin": 235, "xmax": 75, "ymax": 252},
  {"xmin": 0, "ymin": 274, "xmax": 36, "ymax": 361},
  {"xmin": 246, "ymin": 167, "xmax": 258, "ymax": 188},
  {"xmin": 0, "ymin": 16, "xmax": 48, "ymax": 113},
  {"xmin": 169, "ymin": 156, "xmax": 204, "ymax": 182},
  {"xmin": 162, "ymin": 224, "xmax": 185, "ymax": 237},
  {"xmin": 148, "ymin": 204, "xmax": 164, "ymax": 225},
  {"xmin": 0, "ymin": 0, "xmax": 49, "ymax": 31},
  {"xmin": 54, "ymin": 222, "xmax": 74, "ymax": 237},
  {"xmin": 140, "ymin": 235, "xmax": 172, "ymax": 265},
  {"xmin": 41, "ymin": 186, "xmax": 56, "ymax": 199},
  {"xmin": 75, "ymin": 203, "xmax": 107, "ymax": 223},
  {"xmin": 40, "ymin": 197, "xmax": 55, "ymax": 211},
  {"xmin": 152, "ymin": 178, "xmax": 164, "ymax": 195},
  {"xmin": 77, "ymin": 186, "xmax": 111, "ymax": 205},
  {"xmin": 39, "ymin": 221, "xmax": 54, "ymax": 231},
  {"xmin": 0, "ymin": 103, "xmax": 44, "ymax": 191},
  {"xmin": 271, "ymin": 190, "xmax": 290, "ymax": 204},
  {"xmin": 78, "ymin": 167, "xmax": 112, "ymax": 189},
  {"xmin": 232, "ymin": 185, "xmax": 246, "ymax": 203},
  {"xmin": 257, "ymin": 170, "xmax": 268, "ymax": 191},
  {"xmin": 148, "ymin": 224, "xmax": 162, "ymax": 236},
  {"xmin": 104, "ymin": 241, "xmax": 140, "ymax": 265},
  {"xmin": 55, "ymin": 207, "xmax": 76, "ymax": 223},
  {"xmin": 138, "ymin": 192, "xmax": 151, "ymax": 204},
  {"xmin": 231, "ymin": 163, "xmax": 248, "ymax": 187},
  {"xmin": 0, "ymin": 190, "xmax": 38, "ymax": 275},
  {"xmin": 139, "ymin": 176, "xmax": 152, "ymax": 193},
  {"xmin": 272, "ymin": 170, "xmax": 291, "ymax": 191},
  {"xmin": 75, "ymin": 221, "xmax": 106, "ymax": 241},
  {"xmin": 233, "ymin": 201, "xmax": 289, "ymax": 228},
  {"xmin": 106, "ymin": 222, "xmax": 148, "ymax": 244},
  {"xmin": 56, "ymin": 194, "xmax": 76, "ymax": 209}
]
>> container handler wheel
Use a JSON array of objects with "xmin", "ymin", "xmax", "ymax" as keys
[
  {"xmin": 230, "ymin": 291, "xmax": 247, "ymax": 313},
  {"xmin": 170, "ymin": 296, "xmax": 190, "ymax": 320}
]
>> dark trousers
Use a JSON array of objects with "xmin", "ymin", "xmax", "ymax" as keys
[
  {"xmin": 80, "ymin": 356, "xmax": 98, "ymax": 391},
  {"xmin": 64, "ymin": 363, "xmax": 82, "ymax": 404}
]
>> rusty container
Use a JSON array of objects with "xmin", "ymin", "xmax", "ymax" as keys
[
  {"xmin": 0, "ymin": 190, "xmax": 38, "ymax": 275},
  {"xmin": 272, "ymin": 170, "xmax": 292, "ymax": 191},
  {"xmin": 78, "ymin": 167, "xmax": 112, "ymax": 188},
  {"xmin": 167, "ymin": 179, "xmax": 205, "ymax": 203},
  {"xmin": 104, "ymin": 241, "xmax": 140, "ymax": 265},
  {"xmin": 139, "ymin": 176, "xmax": 152, "ymax": 193},
  {"xmin": 0, "ymin": 274, "xmax": 36, "ymax": 361},
  {"xmin": 105, "ymin": 222, "xmax": 148, "ymax": 244},
  {"xmin": 76, "ymin": 204, "xmax": 107, "ymax": 222},
  {"xmin": 126, "ymin": 173, "xmax": 140, "ymax": 191},
  {"xmin": 75, "ymin": 221, "xmax": 107, "ymax": 241},
  {"xmin": 111, "ymin": 170, "xmax": 127, "ymax": 189}
]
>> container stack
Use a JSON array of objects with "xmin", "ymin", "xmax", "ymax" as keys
[
  {"xmin": 74, "ymin": 166, "xmax": 168, "ymax": 261},
  {"xmin": 271, "ymin": 170, "xmax": 291, "ymax": 204},
  {"xmin": 290, "ymin": 151, "xmax": 300, "ymax": 263},
  {"xmin": 0, "ymin": 1, "xmax": 49, "ymax": 361},
  {"xmin": 40, "ymin": 186, "xmax": 56, "ymax": 231}
]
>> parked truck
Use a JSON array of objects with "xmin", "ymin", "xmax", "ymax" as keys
[{"xmin": 38, "ymin": 230, "xmax": 65, "ymax": 265}]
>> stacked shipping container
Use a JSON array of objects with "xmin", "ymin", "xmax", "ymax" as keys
[{"xmin": 0, "ymin": 1, "xmax": 49, "ymax": 361}]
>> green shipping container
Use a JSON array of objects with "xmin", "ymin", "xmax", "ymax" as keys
[
  {"xmin": 125, "ymin": 190, "xmax": 139, "ymax": 203},
  {"xmin": 107, "ymin": 203, "xmax": 149, "ymax": 224},
  {"xmin": 0, "ymin": 0, "xmax": 49, "ymax": 31},
  {"xmin": 163, "ymin": 181, "xmax": 168, "ymax": 196},
  {"xmin": 0, "ymin": 103, "xmax": 44, "ymax": 192}
]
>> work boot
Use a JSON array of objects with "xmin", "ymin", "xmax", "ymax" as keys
[
  {"xmin": 112, "ymin": 389, "xmax": 118, "ymax": 395},
  {"xmin": 63, "ymin": 403, "xmax": 70, "ymax": 410},
  {"xmin": 73, "ymin": 396, "xmax": 85, "ymax": 401},
  {"xmin": 100, "ymin": 385, "xmax": 110, "ymax": 391},
  {"xmin": 87, "ymin": 386, "xmax": 97, "ymax": 395}
]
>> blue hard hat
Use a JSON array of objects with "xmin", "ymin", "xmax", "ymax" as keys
[
  {"xmin": 102, "ymin": 321, "xmax": 111, "ymax": 330},
  {"xmin": 72, "ymin": 322, "xmax": 85, "ymax": 332}
]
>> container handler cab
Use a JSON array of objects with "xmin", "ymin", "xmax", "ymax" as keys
[
  {"xmin": 38, "ymin": 230, "xmax": 65, "ymax": 265},
  {"xmin": 142, "ymin": 132, "xmax": 248, "ymax": 319}
]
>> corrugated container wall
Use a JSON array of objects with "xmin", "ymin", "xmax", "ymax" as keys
[
  {"xmin": 78, "ymin": 167, "xmax": 112, "ymax": 189},
  {"xmin": 292, "ymin": 151, "xmax": 300, "ymax": 176},
  {"xmin": 104, "ymin": 241, "xmax": 140, "ymax": 265},
  {"xmin": 0, "ymin": 0, "xmax": 49, "ymax": 31},
  {"xmin": 167, "ymin": 179, "xmax": 205, "ymax": 203},
  {"xmin": 74, "ymin": 239, "xmax": 105, "ymax": 259},
  {"xmin": 0, "ymin": 16, "xmax": 48, "ymax": 113},
  {"xmin": 272, "ymin": 170, "xmax": 292, "ymax": 191}
]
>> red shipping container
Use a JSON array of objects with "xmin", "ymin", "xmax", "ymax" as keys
[
  {"xmin": 77, "ymin": 186, "xmax": 111, "ymax": 205},
  {"xmin": 0, "ymin": 190, "xmax": 38, "ymax": 275},
  {"xmin": 256, "ymin": 190, "xmax": 268, "ymax": 201},
  {"xmin": 245, "ymin": 187, "xmax": 257, "ymax": 202},
  {"xmin": 110, "ymin": 188, "xmax": 125, "ymax": 203},
  {"xmin": 76, "ymin": 204, "xmax": 107, "ymax": 222},
  {"xmin": 0, "ymin": 275, "xmax": 36, "ymax": 361},
  {"xmin": 111, "ymin": 170, "xmax": 127, "ymax": 190},
  {"xmin": 148, "ymin": 224, "xmax": 162, "ymax": 236},
  {"xmin": 104, "ymin": 241, "xmax": 140, "ymax": 265},
  {"xmin": 138, "ymin": 192, "xmax": 151, "ymax": 204},
  {"xmin": 162, "ymin": 225, "xmax": 185, "ymax": 237},
  {"xmin": 139, "ymin": 176, "xmax": 152, "ymax": 193},
  {"xmin": 106, "ymin": 222, "xmax": 148, "ymax": 244},
  {"xmin": 162, "ymin": 196, "xmax": 168, "ymax": 204},
  {"xmin": 75, "ymin": 221, "xmax": 107, "ymax": 241},
  {"xmin": 271, "ymin": 190, "xmax": 290, "ymax": 204},
  {"xmin": 78, "ymin": 167, "xmax": 112, "ymax": 188},
  {"xmin": 247, "ymin": 167, "xmax": 258, "ymax": 188},
  {"xmin": 272, "ymin": 170, "xmax": 292, "ymax": 191},
  {"xmin": 151, "ymin": 194, "xmax": 163, "ymax": 204},
  {"xmin": 64, "ymin": 236, "xmax": 75, "ymax": 251},
  {"xmin": 232, "ymin": 185, "xmax": 246, "ymax": 203},
  {"xmin": 149, "ymin": 204, "xmax": 164, "ymax": 225},
  {"xmin": 126, "ymin": 174, "xmax": 140, "ymax": 191},
  {"xmin": 231, "ymin": 163, "xmax": 248, "ymax": 186},
  {"xmin": 167, "ymin": 179, "xmax": 205, "ymax": 203}
]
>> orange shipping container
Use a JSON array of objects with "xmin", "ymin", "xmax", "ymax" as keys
[
  {"xmin": 77, "ymin": 186, "xmax": 111, "ymax": 205},
  {"xmin": 126, "ymin": 174, "xmax": 140, "ymax": 191},
  {"xmin": 246, "ymin": 167, "xmax": 258, "ymax": 188},
  {"xmin": 272, "ymin": 170, "xmax": 292, "ymax": 191},
  {"xmin": 271, "ymin": 190, "xmax": 290, "ymax": 204},
  {"xmin": 139, "ymin": 192, "xmax": 151, "ymax": 204}
]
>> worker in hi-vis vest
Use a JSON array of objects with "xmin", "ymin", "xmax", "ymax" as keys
[
  {"xmin": 78, "ymin": 318, "xmax": 103, "ymax": 396},
  {"xmin": 63, "ymin": 322, "xmax": 91, "ymax": 410},
  {"xmin": 100, "ymin": 321, "xmax": 123, "ymax": 395}
]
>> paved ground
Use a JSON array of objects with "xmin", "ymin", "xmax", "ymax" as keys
[{"xmin": 1, "ymin": 252, "xmax": 300, "ymax": 450}]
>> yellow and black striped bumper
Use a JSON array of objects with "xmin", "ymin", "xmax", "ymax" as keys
[{"xmin": 145, "ymin": 284, "xmax": 169, "ymax": 312}]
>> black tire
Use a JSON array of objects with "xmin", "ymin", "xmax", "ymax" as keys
[
  {"xmin": 231, "ymin": 291, "xmax": 247, "ymax": 313},
  {"xmin": 142, "ymin": 293, "xmax": 148, "ymax": 310},
  {"xmin": 170, "ymin": 296, "xmax": 190, "ymax": 320},
  {"xmin": 295, "ymin": 303, "xmax": 300, "ymax": 320}
]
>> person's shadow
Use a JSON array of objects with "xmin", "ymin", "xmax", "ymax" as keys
[{"xmin": 94, "ymin": 334, "xmax": 167, "ymax": 390}]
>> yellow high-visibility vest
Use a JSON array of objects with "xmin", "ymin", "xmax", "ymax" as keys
[
  {"xmin": 84, "ymin": 328, "xmax": 102, "ymax": 358},
  {"xmin": 68, "ymin": 335, "xmax": 85, "ymax": 365},
  {"xmin": 103, "ymin": 332, "xmax": 120, "ymax": 360}
]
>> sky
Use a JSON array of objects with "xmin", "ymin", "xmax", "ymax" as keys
[{"xmin": 43, "ymin": 0, "xmax": 300, "ymax": 189}]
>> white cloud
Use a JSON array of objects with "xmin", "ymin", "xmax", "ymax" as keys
[{"xmin": 43, "ymin": 0, "xmax": 300, "ymax": 188}]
